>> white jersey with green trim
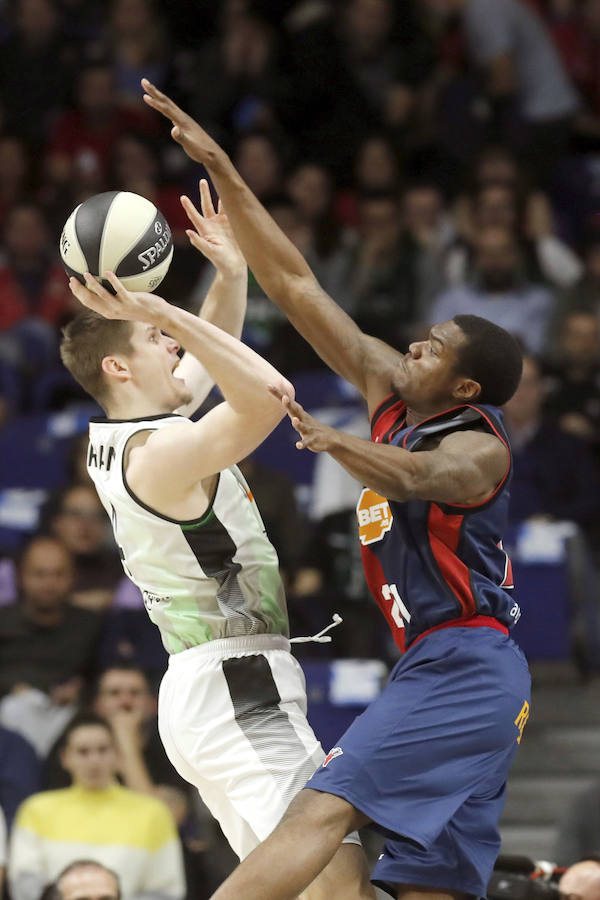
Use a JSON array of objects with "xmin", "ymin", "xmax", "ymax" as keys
[{"xmin": 87, "ymin": 413, "xmax": 289, "ymax": 654}]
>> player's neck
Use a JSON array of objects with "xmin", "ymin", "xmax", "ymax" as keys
[{"xmin": 105, "ymin": 391, "xmax": 175, "ymax": 421}]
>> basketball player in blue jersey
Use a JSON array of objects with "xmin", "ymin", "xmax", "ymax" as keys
[
  {"xmin": 143, "ymin": 80, "xmax": 532, "ymax": 900},
  {"xmin": 60, "ymin": 182, "xmax": 375, "ymax": 900}
]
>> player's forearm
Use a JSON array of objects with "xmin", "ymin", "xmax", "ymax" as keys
[
  {"xmin": 198, "ymin": 267, "xmax": 247, "ymax": 339},
  {"xmin": 322, "ymin": 430, "xmax": 420, "ymax": 501},
  {"xmin": 157, "ymin": 303, "xmax": 293, "ymax": 412},
  {"xmin": 204, "ymin": 157, "xmax": 369, "ymax": 391}
]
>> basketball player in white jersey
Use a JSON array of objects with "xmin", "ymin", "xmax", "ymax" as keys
[{"xmin": 60, "ymin": 184, "xmax": 374, "ymax": 900}]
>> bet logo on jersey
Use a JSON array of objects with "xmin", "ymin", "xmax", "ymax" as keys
[{"xmin": 356, "ymin": 488, "xmax": 393, "ymax": 545}]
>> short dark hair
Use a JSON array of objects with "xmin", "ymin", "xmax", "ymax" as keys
[
  {"xmin": 92, "ymin": 662, "xmax": 151, "ymax": 699},
  {"xmin": 60, "ymin": 311, "xmax": 134, "ymax": 409},
  {"xmin": 60, "ymin": 712, "xmax": 113, "ymax": 750},
  {"xmin": 453, "ymin": 314, "xmax": 523, "ymax": 406}
]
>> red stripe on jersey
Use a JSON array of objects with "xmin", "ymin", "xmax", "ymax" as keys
[
  {"xmin": 371, "ymin": 399, "xmax": 406, "ymax": 445},
  {"xmin": 360, "ymin": 543, "xmax": 406, "ymax": 653},
  {"xmin": 427, "ymin": 504, "xmax": 476, "ymax": 617}
]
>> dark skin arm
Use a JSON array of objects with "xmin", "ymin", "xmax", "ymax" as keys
[
  {"xmin": 141, "ymin": 79, "xmax": 401, "ymax": 418},
  {"xmin": 271, "ymin": 389, "xmax": 509, "ymax": 505}
]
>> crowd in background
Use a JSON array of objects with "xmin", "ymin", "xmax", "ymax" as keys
[{"xmin": 2, "ymin": 0, "xmax": 600, "ymax": 897}]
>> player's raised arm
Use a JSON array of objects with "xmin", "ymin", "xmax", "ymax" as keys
[
  {"xmin": 68, "ymin": 273, "xmax": 293, "ymax": 492},
  {"xmin": 141, "ymin": 79, "xmax": 401, "ymax": 416},
  {"xmin": 173, "ymin": 179, "xmax": 247, "ymax": 417}
]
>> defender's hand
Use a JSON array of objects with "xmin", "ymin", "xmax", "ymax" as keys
[
  {"xmin": 181, "ymin": 178, "xmax": 245, "ymax": 277},
  {"xmin": 69, "ymin": 271, "xmax": 167, "ymax": 324},
  {"xmin": 142, "ymin": 79, "xmax": 227, "ymax": 171},
  {"xmin": 268, "ymin": 386, "xmax": 335, "ymax": 453}
]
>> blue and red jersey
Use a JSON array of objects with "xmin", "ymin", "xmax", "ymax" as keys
[{"xmin": 357, "ymin": 395, "xmax": 520, "ymax": 652}]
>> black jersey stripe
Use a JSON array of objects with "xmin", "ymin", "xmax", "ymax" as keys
[
  {"xmin": 180, "ymin": 511, "xmax": 237, "ymax": 579},
  {"xmin": 75, "ymin": 191, "xmax": 119, "ymax": 276},
  {"xmin": 222, "ymin": 655, "xmax": 321, "ymax": 804}
]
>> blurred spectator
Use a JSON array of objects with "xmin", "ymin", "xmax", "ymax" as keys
[
  {"xmin": 286, "ymin": 162, "xmax": 356, "ymax": 303},
  {"xmin": 428, "ymin": 225, "xmax": 555, "ymax": 352},
  {"xmin": 0, "ymin": 0, "xmax": 75, "ymax": 146},
  {"xmin": 0, "ymin": 725, "xmax": 40, "ymax": 829},
  {"xmin": 503, "ymin": 354, "xmax": 600, "ymax": 528},
  {"xmin": 54, "ymin": 860, "xmax": 120, "ymax": 900},
  {"xmin": 45, "ymin": 665, "xmax": 183, "ymax": 803},
  {"xmin": 348, "ymin": 190, "xmax": 421, "ymax": 346},
  {"xmin": 0, "ymin": 535, "xmax": 102, "ymax": 754},
  {"xmin": 40, "ymin": 484, "xmax": 124, "ymax": 612},
  {"xmin": 0, "ymin": 137, "xmax": 33, "ymax": 231},
  {"xmin": 558, "ymin": 860, "xmax": 600, "ymax": 900},
  {"xmin": 106, "ymin": 0, "xmax": 171, "ymax": 110},
  {"xmin": 44, "ymin": 62, "xmax": 150, "ymax": 205},
  {"xmin": 551, "ymin": 230, "xmax": 600, "ymax": 333},
  {"xmin": 238, "ymin": 455, "xmax": 312, "ymax": 591},
  {"xmin": 0, "ymin": 203, "xmax": 74, "ymax": 376},
  {"xmin": 544, "ymin": 309, "xmax": 600, "ymax": 454},
  {"xmin": 401, "ymin": 180, "xmax": 456, "ymax": 311},
  {"xmin": 110, "ymin": 134, "xmax": 190, "ymax": 244},
  {"xmin": 425, "ymin": 0, "xmax": 579, "ymax": 180},
  {"xmin": 546, "ymin": 0, "xmax": 600, "ymax": 119},
  {"xmin": 336, "ymin": 134, "xmax": 402, "ymax": 228},
  {"xmin": 187, "ymin": 4, "xmax": 284, "ymax": 138},
  {"xmin": 232, "ymin": 131, "xmax": 284, "ymax": 201},
  {"xmin": 451, "ymin": 180, "xmax": 582, "ymax": 288},
  {"xmin": 9, "ymin": 713, "xmax": 185, "ymax": 900}
]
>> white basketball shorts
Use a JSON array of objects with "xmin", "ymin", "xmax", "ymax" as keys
[{"xmin": 158, "ymin": 634, "xmax": 360, "ymax": 860}]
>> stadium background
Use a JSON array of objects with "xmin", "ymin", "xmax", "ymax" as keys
[{"xmin": 1, "ymin": 0, "xmax": 600, "ymax": 896}]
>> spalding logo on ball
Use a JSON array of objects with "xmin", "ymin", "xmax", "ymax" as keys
[{"xmin": 59, "ymin": 190, "xmax": 174, "ymax": 293}]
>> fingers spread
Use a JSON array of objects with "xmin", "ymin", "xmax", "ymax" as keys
[{"xmin": 199, "ymin": 179, "xmax": 216, "ymax": 218}]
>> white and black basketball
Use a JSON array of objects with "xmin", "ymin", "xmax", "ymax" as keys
[{"xmin": 59, "ymin": 190, "xmax": 174, "ymax": 294}]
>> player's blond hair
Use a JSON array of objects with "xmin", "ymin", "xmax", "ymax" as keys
[{"xmin": 60, "ymin": 310, "xmax": 134, "ymax": 410}]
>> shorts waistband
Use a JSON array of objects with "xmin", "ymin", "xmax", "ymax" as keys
[
  {"xmin": 408, "ymin": 615, "xmax": 509, "ymax": 650},
  {"xmin": 168, "ymin": 633, "xmax": 291, "ymax": 665}
]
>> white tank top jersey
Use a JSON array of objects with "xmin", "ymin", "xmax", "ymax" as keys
[{"xmin": 87, "ymin": 413, "xmax": 289, "ymax": 654}]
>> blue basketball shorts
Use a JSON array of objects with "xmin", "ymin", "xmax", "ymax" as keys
[{"xmin": 307, "ymin": 625, "xmax": 531, "ymax": 898}]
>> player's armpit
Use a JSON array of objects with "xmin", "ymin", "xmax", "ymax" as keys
[
  {"xmin": 126, "ymin": 401, "xmax": 286, "ymax": 502},
  {"xmin": 411, "ymin": 430, "xmax": 510, "ymax": 506}
]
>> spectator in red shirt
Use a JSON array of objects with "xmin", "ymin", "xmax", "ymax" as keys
[
  {"xmin": 0, "ymin": 203, "xmax": 74, "ymax": 378},
  {"xmin": 45, "ymin": 62, "xmax": 152, "ymax": 200}
]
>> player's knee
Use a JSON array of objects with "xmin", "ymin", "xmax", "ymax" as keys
[{"xmin": 283, "ymin": 788, "xmax": 365, "ymax": 839}]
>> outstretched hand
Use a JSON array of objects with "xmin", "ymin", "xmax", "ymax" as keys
[
  {"xmin": 69, "ymin": 271, "xmax": 166, "ymax": 324},
  {"xmin": 142, "ymin": 79, "xmax": 227, "ymax": 170},
  {"xmin": 182, "ymin": 179, "xmax": 244, "ymax": 276},
  {"xmin": 268, "ymin": 386, "xmax": 334, "ymax": 453}
]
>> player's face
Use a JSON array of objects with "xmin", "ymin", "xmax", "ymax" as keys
[
  {"xmin": 61, "ymin": 725, "xmax": 118, "ymax": 790},
  {"xmin": 391, "ymin": 320, "xmax": 476, "ymax": 413},
  {"xmin": 128, "ymin": 321, "xmax": 192, "ymax": 412}
]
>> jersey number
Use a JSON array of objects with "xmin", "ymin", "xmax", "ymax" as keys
[{"xmin": 382, "ymin": 583, "xmax": 411, "ymax": 629}]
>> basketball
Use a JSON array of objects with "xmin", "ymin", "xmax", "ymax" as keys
[{"xmin": 59, "ymin": 190, "xmax": 174, "ymax": 293}]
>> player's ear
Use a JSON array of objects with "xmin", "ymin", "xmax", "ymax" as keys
[
  {"xmin": 101, "ymin": 355, "xmax": 131, "ymax": 383},
  {"xmin": 453, "ymin": 377, "xmax": 481, "ymax": 401}
]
